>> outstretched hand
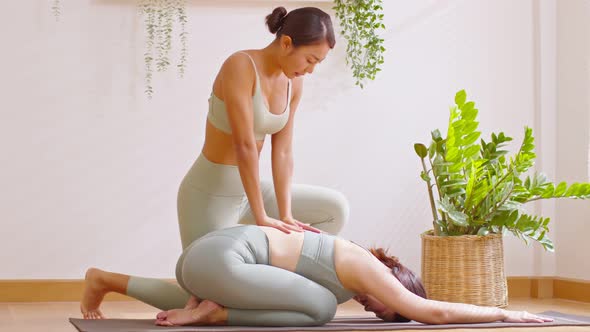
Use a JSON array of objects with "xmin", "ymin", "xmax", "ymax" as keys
[{"xmin": 502, "ymin": 310, "xmax": 554, "ymax": 323}]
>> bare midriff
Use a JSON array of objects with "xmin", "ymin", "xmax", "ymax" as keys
[
  {"xmin": 256, "ymin": 226, "xmax": 364, "ymax": 294},
  {"xmin": 201, "ymin": 120, "xmax": 265, "ymax": 166}
]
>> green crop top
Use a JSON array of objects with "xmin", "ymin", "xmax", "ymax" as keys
[{"xmin": 207, "ymin": 52, "xmax": 292, "ymax": 140}]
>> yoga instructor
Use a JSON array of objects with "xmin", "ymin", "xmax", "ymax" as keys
[{"xmin": 81, "ymin": 6, "xmax": 349, "ymax": 319}]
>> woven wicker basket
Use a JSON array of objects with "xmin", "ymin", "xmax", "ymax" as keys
[{"xmin": 421, "ymin": 230, "xmax": 508, "ymax": 307}]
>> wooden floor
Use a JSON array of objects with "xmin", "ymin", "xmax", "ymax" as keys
[{"xmin": 2, "ymin": 298, "xmax": 590, "ymax": 331}]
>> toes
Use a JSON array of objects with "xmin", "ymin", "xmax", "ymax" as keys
[
  {"xmin": 84, "ymin": 310, "xmax": 105, "ymax": 319},
  {"xmin": 155, "ymin": 320, "xmax": 174, "ymax": 326}
]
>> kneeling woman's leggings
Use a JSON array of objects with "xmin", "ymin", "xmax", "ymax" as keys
[
  {"xmin": 177, "ymin": 225, "xmax": 356, "ymax": 326},
  {"xmin": 125, "ymin": 153, "xmax": 350, "ymax": 313}
]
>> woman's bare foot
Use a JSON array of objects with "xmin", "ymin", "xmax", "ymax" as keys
[
  {"xmin": 155, "ymin": 295, "xmax": 201, "ymax": 323},
  {"xmin": 155, "ymin": 300, "xmax": 226, "ymax": 326},
  {"xmin": 80, "ymin": 268, "xmax": 108, "ymax": 319},
  {"xmin": 183, "ymin": 295, "xmax": 201, "ymax": 310}
]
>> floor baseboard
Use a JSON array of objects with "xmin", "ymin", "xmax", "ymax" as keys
[{"xmin": 1, "ymin": 277, "xmax": 589, "ymax": 303}]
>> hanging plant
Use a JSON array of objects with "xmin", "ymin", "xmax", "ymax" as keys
[
  {"xmin": 52, "ymin": 0, "xmax": 61, "ymax": 21},
  {"xmin": 139, "ymin": 0, "xmax": 188, "ymax": 99},
  {"xmin": 333, "ymin": 0, "xmax": 386, "ymax": 88}
]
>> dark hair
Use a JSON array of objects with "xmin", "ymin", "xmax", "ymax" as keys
[
  {"xmin": 265, "ymin": 7, "xmax": 336, "ymax": 48},
  {"xmin": 369, "ymin": 247, "xmax": 428, "ymax": 322}
]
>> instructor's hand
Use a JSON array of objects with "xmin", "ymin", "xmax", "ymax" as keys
[
  {"xmin": 256, "ymin": 215, "xmax": 305, "ymax": 234},
  {"xmin": 282, "ymin": 216, "xmax": 322, "ymax": 234}
]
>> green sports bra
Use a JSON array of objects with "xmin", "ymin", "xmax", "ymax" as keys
[{"xmin": 207, "ymin": 52, "xmax": 291, "ymax": 141}]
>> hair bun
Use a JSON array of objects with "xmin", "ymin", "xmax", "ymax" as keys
[{"xmin": 265, "ymin": 7, "xmax": 288, "ymax": 34}]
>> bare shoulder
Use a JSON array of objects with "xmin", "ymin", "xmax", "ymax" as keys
[
  {"xmin": 334, "ymin": 238, "xmax": 383, "ymax": 293},
  {"xmin": 216, "ymin": 51, "xmax": 257, "ymax": 101},
  {"xmin": 219, "ymin": 51, "xmax": 256, "ymax": 82}
]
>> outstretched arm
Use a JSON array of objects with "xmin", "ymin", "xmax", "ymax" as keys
[
  {"xmin": 365, "ymin": 264, "xmax": 503, "ymax": 324},
  {"xmin": 351, "ymin": 254, "xmax": 551, "ymax": 324}
]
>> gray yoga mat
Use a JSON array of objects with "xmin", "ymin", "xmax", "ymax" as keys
[{"xmin": 69, "ymin": 311, "xmax": 590, "ymax": 331}]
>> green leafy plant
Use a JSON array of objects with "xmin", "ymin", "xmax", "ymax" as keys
[
  {"xmin": 414, "ymin": 90, "xmax": 590, "ymax": 252},
  {"xmin": 333, "ymin": 0, "xmax": 386, "ymax": 88},
  {"xmin": 139, "ymin": 0, "xmax": 188, "ymax": 99}
]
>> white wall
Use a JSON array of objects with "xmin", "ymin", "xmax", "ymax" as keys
[
  {"xmin": 555, "ymin": 0, "xmax": 590, "ymax": 280},
  {"xmin": 0, "ymin": 0, "xmax": 577, "ymax": 280}
]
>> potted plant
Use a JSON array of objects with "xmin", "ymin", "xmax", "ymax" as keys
[{"xmin": 414, "ymin": 90, "xmax": 590, "ymax": 307}]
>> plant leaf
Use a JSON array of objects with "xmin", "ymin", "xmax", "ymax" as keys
[{"xmin": 414, "ymin": 143, "xmax": 428, "ymax": 158}]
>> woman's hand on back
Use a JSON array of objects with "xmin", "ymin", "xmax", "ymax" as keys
[
  {"xmin": 257, "ymin": 215, "xmax": 303, "ymax": 234},
  {"xmin": 281, "ymin": 215, "xmax": 322, "ymax": 233},
  {"xmin": 256, "ymin": 215, "xmax": 321, "ymax": 234}
]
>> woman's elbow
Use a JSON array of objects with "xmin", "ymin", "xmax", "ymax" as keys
[
  {"xmin": 233, "ymin": 140, "xmax": 257, "ymax": 155},
  {"xmin": 412, "ymin": 306, "xmax": 447, "ymax": 325},
  {"xmin": 430, "ymin": 307, "xmax": 449, "ymax": 325}
]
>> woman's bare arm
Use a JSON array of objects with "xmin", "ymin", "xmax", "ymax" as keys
[
  {"xmin": 345, "ymin": 247, "xmax": 507, "ymax": 324},
  {"xmin": 348, "ymin": 251, "xmax": 553, "ymax": 324},
  {"xmin": 270, "ymin": 78, "xmax": 301, "ymax": 221},
  {"xmin": 221, "ymin": 53, "xmax": 266, "ymax": 223}
]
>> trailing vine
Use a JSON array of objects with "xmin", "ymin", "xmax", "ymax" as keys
[
  {"xmin": 139, "ymin": 0, "xmax": 188, "ymax": 99},
  {"xmin": 52, "ymin": 1, "xmax": 386, "ymax": 94},
  {"xmin": 333, "ymin": 0, "xmax": 386, "ymax": 88}
]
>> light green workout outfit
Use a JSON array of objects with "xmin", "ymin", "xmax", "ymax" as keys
[
  {"xmin": 176, "ymin": 224, "xmax": 361, "ymax": 326},
  {"xmin": 125, "ymin": 51, "xmax": 351, "ymax": 320}
]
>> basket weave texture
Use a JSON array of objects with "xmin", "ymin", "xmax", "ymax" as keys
[{"xmin": 421, "ymin": 230, "xmax": 508, "ymax": 307}]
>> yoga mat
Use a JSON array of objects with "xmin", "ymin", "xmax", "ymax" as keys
[{"xmin": 69, "ymin": 311, "xmax": 590, "ymax": 331}]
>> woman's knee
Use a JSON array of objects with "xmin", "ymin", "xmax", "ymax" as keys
[
  {"xmin": 308, "ymin": 292, "xmax": 337, "ymax": 325},
  {"xmin": 329, "ymin": 189, "xmax": 349, "ymax": 225},
  {"xmin": 317, "ymin": 187, "xmax": 350, "ymax": 234},
  {"xmin": 178, "ymin": 238, "xmax": 225, "ymax": 296},
  {"xmin": 175, "ymin": 249, "xmax": 189, "ymax": 292}
]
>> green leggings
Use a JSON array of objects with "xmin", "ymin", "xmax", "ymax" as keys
[
  {"xmin": 126, "ymin": 153, "xmax": 350, "ymax": 312},
  {"xmin": 177, "ymin": 225, "xmax": 355, "ymax": 326}
]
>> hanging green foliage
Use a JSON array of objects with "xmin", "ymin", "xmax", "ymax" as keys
[
  {"xmin": 333, "ymin": 0, "xmax": 386, "ymax": 88},
  {"xmin": 52, "ymin": 1, "xmax": 387, "ymax": 95},
  {"xmin": 139, "ymin": 0, "xmax": 188, "ymax": 99}
]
